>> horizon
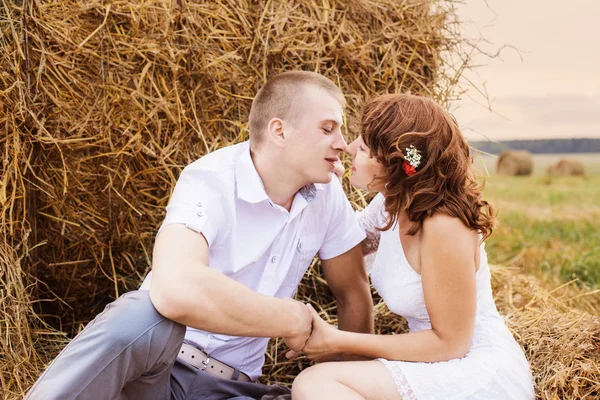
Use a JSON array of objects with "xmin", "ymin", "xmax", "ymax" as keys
[{"xmin": 468, "ymin": 137, "xmax": 600, "ymax": 143}]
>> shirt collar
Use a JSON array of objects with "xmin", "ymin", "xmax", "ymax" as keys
[
  {"xmin": 235, "ymin": 141, "xmax": 325, "ymax": 205},
  {"xmin": 235, "ymin": 142, "xmax": 270, "ymax": 204}
]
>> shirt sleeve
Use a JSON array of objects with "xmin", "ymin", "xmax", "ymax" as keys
[
  {"xmin": 157, "ymin": 166, "xmax": 225, "ymax": 247},
  {"xmin": 355, "ymin": 192, "xmax": 386, "ymax": 256},
  {"xmin": 318, "ymin": 179, "xmax": 367, "ymax": 260}
]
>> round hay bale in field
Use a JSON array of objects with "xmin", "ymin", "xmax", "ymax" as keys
[
  {"xmin": 496, "ymin": 150, "xmax": 534, "ymax": 176},
  {"xmin": 547, "ymin": 159, "xmax": 586, "ymax": 176}
]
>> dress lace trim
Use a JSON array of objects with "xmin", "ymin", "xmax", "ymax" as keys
[{"xmin": 378, "ymin": 358, "xmax": 417, "ymax": 400}]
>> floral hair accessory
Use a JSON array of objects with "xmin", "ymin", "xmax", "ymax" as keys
[{"xmin": 402, "ymin": 145, "xmax": 421, "ymax": 177}]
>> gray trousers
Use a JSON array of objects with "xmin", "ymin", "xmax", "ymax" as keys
[{"xmin": 25, "ymin": 291, "xmax": 291, "ymax": 400}]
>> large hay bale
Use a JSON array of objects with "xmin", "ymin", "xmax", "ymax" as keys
[
  {"xmin": 6, "ymin": 0, "xmax": 458, "ymax": 335},
  {"xmin": 497, "ymin": 150, "xmax": 534, "ymax": 176},
  {"xmin": 547, "ymin": 158, "xmax": 586, "ymax": 176},
  {"xmin": 1, "ymin": 0, "xmax": 466, "ymax": 396}
]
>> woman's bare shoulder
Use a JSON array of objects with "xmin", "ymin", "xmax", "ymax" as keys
[{"xmin": 421, "ymin": 212, "xmax": 478, "ymax": 242}]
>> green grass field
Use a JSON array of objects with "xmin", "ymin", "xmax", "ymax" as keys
[{"xmin": 477, "ymin": 153, "xmax": 600, "ymax": 289}]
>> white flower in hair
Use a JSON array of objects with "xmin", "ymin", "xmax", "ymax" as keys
[{"xmin": 404, "ymin": 145, "xmax": 422, "ymax": 169}]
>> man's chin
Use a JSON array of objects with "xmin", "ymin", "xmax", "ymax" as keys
[
  {"xmin": 324, "ymin": 172, "xmax": 334, "ymax": 182},
  {"xmin": 310, "ymin": 172, "xmax": 333, "ymax": 185}
]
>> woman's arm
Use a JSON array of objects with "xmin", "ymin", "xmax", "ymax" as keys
[
  {"xmin": 302, "ymin": 214, "xmax": 478, "ymax": 362},
  {"xmin": 356, "ymin": 193, "xmax": 386, "ymax": 256}
]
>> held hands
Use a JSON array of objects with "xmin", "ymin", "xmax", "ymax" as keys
[
  {"xmin": 282, "ymin": 298, "xmax": 313, "ymax": 354},
  {"xmin": 285, "ymin": 303, "xmax": 342, "ymax": 362}
]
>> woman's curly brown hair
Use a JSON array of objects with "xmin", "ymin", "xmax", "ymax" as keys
[{"xmin": 361, "ymin": 93, "xmax": 495, "ymax": 240}]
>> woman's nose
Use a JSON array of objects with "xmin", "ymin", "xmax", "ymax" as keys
[{"xmin": 346, "ymin": 140, "xmax": 357, "ymax": 155}]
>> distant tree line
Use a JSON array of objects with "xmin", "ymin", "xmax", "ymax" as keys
[{"xmin": 469, "ymin": 138, "xmax": 600, "ymax": 154}]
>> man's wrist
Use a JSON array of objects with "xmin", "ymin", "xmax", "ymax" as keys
[{"xmin": 281, "ymin": 298, "xmax": 311, "ymax": 338}]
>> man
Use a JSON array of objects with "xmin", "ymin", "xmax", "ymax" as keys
[{"xmin": 26, "ymin": 71, "xmax": 373, "ymax": 400}]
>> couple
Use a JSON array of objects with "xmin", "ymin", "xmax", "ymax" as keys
[{"xmin": 27, "ymin": 71, "xmax": 534, "ymax": 399}]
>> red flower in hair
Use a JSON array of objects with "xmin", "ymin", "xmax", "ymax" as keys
[{"xmin": 402, "ymin": 160, "xmax": 417, "ymax": 176}]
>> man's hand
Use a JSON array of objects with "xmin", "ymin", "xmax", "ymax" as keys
[
  {"xmin": 296, "ymin": 304, "xmax": 343, "ymax": 362},
  {"xmin": 281, "ymin": 298, "xmax": 313, "ymax": 354}
]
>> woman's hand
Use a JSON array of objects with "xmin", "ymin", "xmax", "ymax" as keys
[
  {"xmin": 300, "ymin": 304, "xmax": 344, "ymax": 362},
  {"xmin": 333, "ymin": 161, "xmax": 345, "ymax": 181}
]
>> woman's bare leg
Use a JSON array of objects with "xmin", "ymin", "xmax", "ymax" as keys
[{"xmin": 292, "ymin": 361, "xmax": 402, "ymax": 400}]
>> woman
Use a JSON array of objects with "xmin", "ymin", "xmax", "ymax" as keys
[{"xmin": 291, "ymin": 94, "xmax": 534, "ymax": 399}]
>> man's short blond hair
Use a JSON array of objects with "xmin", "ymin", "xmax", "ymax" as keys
[{"xmin": 249, "ymin": 71, "xmax": 344, "ymax": 148}]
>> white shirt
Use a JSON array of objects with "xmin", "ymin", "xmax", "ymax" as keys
[{"xmin": 140, "ymin": 141, "xmax": 365, "ymax": 379}]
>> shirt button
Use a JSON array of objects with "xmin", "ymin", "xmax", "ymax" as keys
[
  {"xmin": 197, "ymin": 211, "xmax": 204, "ymax": 217},
  {"xmin": 271, "ymin": 255, "xmax": 277, "ymax": 263},
  {"xmin": 196, "ymin": 201, "xmax": 203, "ymax": 207}
]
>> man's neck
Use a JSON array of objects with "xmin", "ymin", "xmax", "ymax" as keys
[{"xmin": 251, "ymin": 149, "xmax": 304, "ymax": 212}]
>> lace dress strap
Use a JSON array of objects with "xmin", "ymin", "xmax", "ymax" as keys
[{"xmin": 356, "ymin": 193, "xmax": 387, "ymax": 255}]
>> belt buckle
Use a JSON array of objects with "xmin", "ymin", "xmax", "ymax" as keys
[{"xmin": 201, "ymin": 357, "xmax": 210, "ymax": 371}]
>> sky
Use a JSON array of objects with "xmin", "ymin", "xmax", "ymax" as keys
[{"xmin": 450, "ymin": 0, "xmax": 600, "ymax": 141}]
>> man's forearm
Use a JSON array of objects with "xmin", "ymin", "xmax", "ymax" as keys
[
  {"xmin": 150, "ymin": 262, "xmax": 308, "ymax": 339},
  {"xmin": 321, "ymin": 245, "xmax": 374, "ymax": 335},
  {"xmin": 334, "ymin": 284, "xmax": 373, "ymax": 361},
  {"xmin": 336, "ymin": 283, "xmax": 374, "ymax": 334},
  {"xmin": 151, "ymin": 224, "xmax": 311, "ymax": 341}
]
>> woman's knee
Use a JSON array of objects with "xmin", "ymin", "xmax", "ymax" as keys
[
  {"xmin": 292, "ymin": 368, "xmax": 316, "ymax": 399},
  {"xmin": 292, "ymin": 364, "xmax": 332, "ymax": 399}
]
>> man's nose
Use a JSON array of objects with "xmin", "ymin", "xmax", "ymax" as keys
[{"xmin": 333, "ymin": 131, "xmax": 348, "ymax": 152}]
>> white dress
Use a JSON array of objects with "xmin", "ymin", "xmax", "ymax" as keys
[{"xmin": 358, "ymin": 194, "xmax": 535, "ymax": 400}]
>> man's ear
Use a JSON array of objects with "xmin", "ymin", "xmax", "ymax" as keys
[{"xmin": 266, "ymin": 118, "xmax": 286, "ymax": 148}]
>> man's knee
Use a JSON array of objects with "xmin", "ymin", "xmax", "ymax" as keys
[
  {"xmin": 25, "ymin": 291, "xmax": 185, "ymax": 400},
  {"xmin": 90, "ymin": 290, "xmax": 182, "ymax": 349}
]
